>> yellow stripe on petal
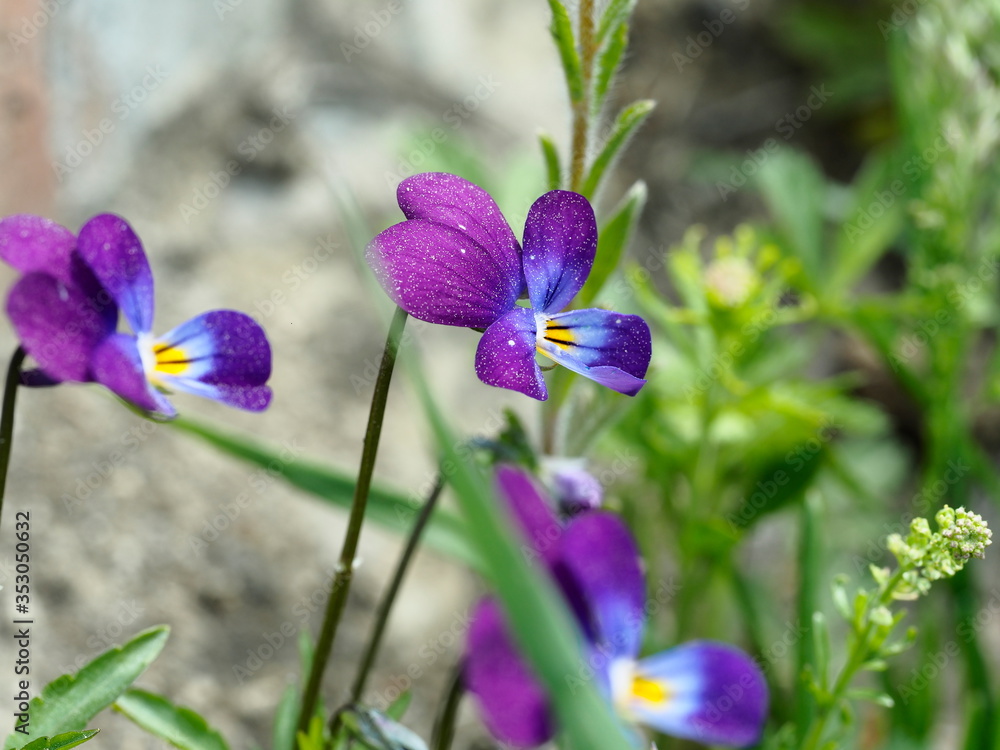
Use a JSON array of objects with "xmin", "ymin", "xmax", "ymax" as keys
[
  {"xmin": 153, "ymin": 344, "xmax": 192, "ymax": 376},
  {"xmin": 632, "ymin": 676, "xmax": 671, "ymax": 705},
  {"xmin": 542, "ymin": 321, "xmax": 576, "ymax": 350}
]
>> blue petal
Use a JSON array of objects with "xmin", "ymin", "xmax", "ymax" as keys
[
  {"xmin": 522, "ymin": 191, "xmax": 597, "ymax": 314},
  {"xmin": 475, "ymin": 307, "xmax": 547, "ymax": 400},
  {"xmin": 76, "ymin": 214, "xmax": 155, "ymax": 336},
  {"xmin": 535, "ymin": 308, "xmax": 651, "ymax": 396},
  {"xmin": 148, "ymin": 311, "xmax": 272, "ymax": 412},
  {"xmin": 557, "ymin": 512, "xmax": 646, "ymax": 661},
  {"xmin": 90, "ymin": 333, "xmax": 176, "ymax": 417},
  {"xmin": 629, "ymin": 641, "xmax": 768, "ymax": 747}
]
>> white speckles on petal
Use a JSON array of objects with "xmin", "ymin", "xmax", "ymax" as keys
[{"xmin": 508, "ymin": 339, "xmax": 515, "ymax": 346}]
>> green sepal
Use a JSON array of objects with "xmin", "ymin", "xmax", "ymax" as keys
[
  {"xmin": 4, "ymin": 627, "xmax": 169, "ymax": 750},
  {"xmin": 114, "ymin": 689, "xmax": 229, "ymax": 750},
  {"xmin": 580, "ymin": 100, "xmax": 655, "ymax": 199}
]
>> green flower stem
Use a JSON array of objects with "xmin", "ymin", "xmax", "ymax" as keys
[
  {"xmin": 0, "ymin": 347, "xmax": 26, "ymax": 530},
  {"xmin": 350, "ymin": 473, "xmax": 445, "ymax": 702},
  {"xmin": 800, "ymin": 567, "xmax": 906, "ymax": 750},
  {"xmin": 569, "ymin": 0, "xmax": 596, "ymax": 193},
  {"xmin": 430, "ymin": 664, "xmax": 464, "ymax": 750},
  {"xmin": 295, "ymin": 307, "xmax": 408, "ymax": 737}
]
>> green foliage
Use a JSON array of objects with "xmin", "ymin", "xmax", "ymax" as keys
[
  {"xmin": 114, "ymin": 690, "xmax": 229, "ymax": 750},
  {"xmin": 578, "ymin": 180, "xmax": 646, "ymax": 307},
  {"xmin": 545, "ymin": 0, "xmax": 584, "ymax": 103},
  {"xmin": 15, "ymin": 732, "xmax": 99, "ymax": 750},
  {"xmin": 4, "ymin": 628, "xmax": 168, "ymax": 750},
  {"xmin": 579, "ymin": 99, "xmax": 655, "ymax": 199}
]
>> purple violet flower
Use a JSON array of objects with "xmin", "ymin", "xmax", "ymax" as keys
[
  {"xmin": 465, "ymin": 466, "xmax": 768, "ymax": 748},
  {"xmin": 366, "ymin": 173, "xmax": 652, "ymax": 400},
  {"xmin": 0, "ymin": 213, "xmax": 272, "ymax": 418}
]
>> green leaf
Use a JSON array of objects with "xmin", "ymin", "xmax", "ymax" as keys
[
  {"xmin": 828, "ymin": 148, "xmax": 905, "ymax": 296},
  {"xmin": 578, "ymin": 181, "xmax": 646, "ymax": 307},
  {"xmin": 385, "ymin": 692, "xmax": 412, "ymax": 722},
  {"xmin": 17, "ymin": 731, "xmax": 100, "ymax": 750},
  {"xmin": 580, "ymin": 99, "xmax": 655, "ymax": 198},
  {"xmin": 546, "ymin": 0, "xmax": 584, "ymax": 103},
  {"xmin": 4, "ymin": 627, "xmax": 169, "ymax": 750},
  {"xmin": 407, "ymin": 359, "xmax": 634, "ymax": 749},
  {"xmin": 114, "ymin": 689, "xmax": 228, "ymax": 750},
  {"xmin": 845, "ymin": 688, "xmax": 894, "ymax": 707},
  {"xmin": 596, "ymin": 0, "xmax": 637, "ymax": 46},
  {"xmin": 593, "ymin": 22, "xmax": 629, "ymax": 112},
  {"xmin": 755, "ymin": 149, "xmax": 827, "ymax": 286},
  {"xmin": 730, "ymin": 443, "xmax": 825, "ymax": 530},
  {"xmin": 272, "ymin": 686, "xmax": 298, "ymax": 750},
  {"xmin": 538, "ymin": 131, "xmax": 563, "ymax": 191},
  {"xmin": 170, "ymin": 417, "xmax": 476, "ymax": 567}
]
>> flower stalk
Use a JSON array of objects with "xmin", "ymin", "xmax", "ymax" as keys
[
  {"xmin": 0, "ymin": 346, "xmax": 26, "ymax": 529},
  {"xmin": 295, "ymin": 306, "xmax": 408, "ymax": 737}
]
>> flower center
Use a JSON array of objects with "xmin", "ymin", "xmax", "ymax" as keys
[
  {"xmin": 141, "ymin": 335, "xmax": 193, "ymax": 388},
  {"xmin": 631, "ymin": 675, "xmax": 671, "ymax": 705},
  {"xmin": 538, "ymin": 317, "xmax": 576, "ymax": 351}
]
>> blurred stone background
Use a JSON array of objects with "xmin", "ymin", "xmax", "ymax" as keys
[{"xmin": 0, "ymin": 0, "xmax": 900, "ymax": 748}]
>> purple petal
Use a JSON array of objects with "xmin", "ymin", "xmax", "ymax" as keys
[
  {"xmin": 630, "ymin": 642, "xmax": 768, "ymax": 747},
  {"xmin": 147, "ymin": 311, "xmax": 272, "ymax": 412},
  {"xmin": 396, "ymin": 172, "xmax": 522, "ymax": 286},
  {"xmin": 522, "ymin": 191, "xmax": 597, "ymax": 314},
  {"xmin": 367, "ymin": 220, "xmax": 520, "ymax": 327},
  {"xmin": 0, "ymin": 215, "xmax": 76, "ymax": 282},
  {"xmin": 6, "ymin": 273, "xmax": 116, "ymax": 383},
  {"xmin": 536, "ymin": 309, "xmax": 651, "ymax": 396},
  {"xmin": 76, "ymin": 214, "xmax": 155, "ymax": 335},
  {"xmin": 464, "ymin": 598, "xmax": 554, "ymax": 748},
  {"xmin": 474, "ymin": 307, "xmax": 547, "ymax": 400},
  {"xmin": 495, "ymin": 465, "xmax": 564, "ymax": 568},
  {"xmin": 90, "ymin": 333, "xmax": 176, "ymax": 417},
  {"xmin": 557, "ymin": 512, "xmax": 646, "ymax": 661}
]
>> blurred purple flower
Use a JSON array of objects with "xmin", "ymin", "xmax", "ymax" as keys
[
  {"xmin": 366, "ymin": 173, "xmax": 651, "ymax": 400},
  {"xmin": 0, "ymin": 213, "xmax": 272, "ymax": 418},
  {"xmin": 464, "ymin": 466, "xmax": 767, "ymax": 748},
  {"xmin": 542, "ymin": 456, "xmax": 604, "ymax": 517}
]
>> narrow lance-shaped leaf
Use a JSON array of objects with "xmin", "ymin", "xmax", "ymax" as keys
[
  {"xmin": 170, "ymin": 417, "xmax": 476, "ymax": 567},
  {"xmin": 596, "ymin": 0, "xmax": 638, "ymax": 47},
  {"xmin": 114, "ymin": 689, "xmax": 229, "ymax": 750},
  {"xmin": 4, "ymin": 628, "xmax": 169, "ymax": 750},
  {"xmin": 592, "ymin": 21, "xmax": 629, "ymax": 114},
  {"xmin": 546, "ymin": 0, "xmax": 585, "ymax": 103},
  {"xmin": 580, "ymin": 99, "xmax": 655, "ymax": 198},
  {"xmin": 405, "ymin": 354, "xmax": 634, "ymax": 749},
  {"xmin": 538, "ymin": 131, "xmax": 563, "ymax": 191},
  {"xmin": 578, "ymin": 180, "xmax": 646, "ymax": 307},
  {"xmin": 16, "ymin": 731, "xmax": 100, "ymax": 750}
]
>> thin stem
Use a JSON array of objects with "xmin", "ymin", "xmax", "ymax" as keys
[
  {"xmin": 569, "ymin": 0, "xmax": 596, "ymax": 192},
  {"xmin": 295, "ymin": 307, "xmax": 408, "ymax": 737},
  {"xmin": 430, "ymin": 664, "xmax": 464, "ymax": 750},
  {"xmin": 0, "ymin": 347, "xmax": 26, "ymax": 529},
  {"xmin": 350, "ymin": 474, "xmax": 445, "ymax": 702}
]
